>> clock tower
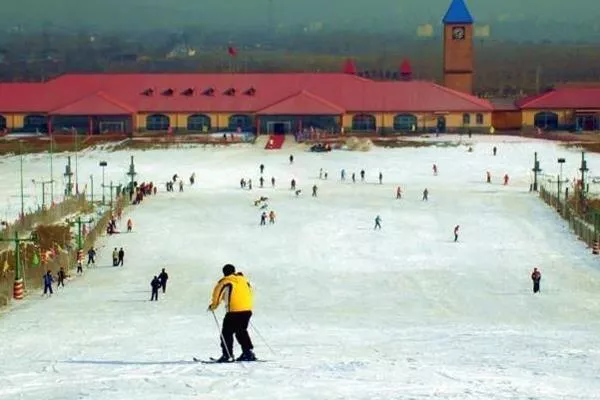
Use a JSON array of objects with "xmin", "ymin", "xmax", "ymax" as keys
[{"xmin": 442, "ymin": 0, "xmax": 474, "ymax": 94}]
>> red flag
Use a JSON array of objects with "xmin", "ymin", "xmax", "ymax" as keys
[{"xmin": 228, "ymin": 46, "xmax": 237, "ymax": 57}]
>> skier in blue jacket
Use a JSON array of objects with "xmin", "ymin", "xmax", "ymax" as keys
[{"xmin": 43, "ymin": 270, "xmax": 54, "ymax": 296}]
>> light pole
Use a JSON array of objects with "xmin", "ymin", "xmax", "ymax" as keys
[
  {"xmin": 19, "ymin": 141, "xmax": 25, "ymax": 220},
  {"xmin": 89, "ymin": 174, "xmax": 94, "ymax": 203},
  {"xmin": 73, "ymin": 128, "xmax": 79, "ymax": 195},
  {"xmin": 0, "ymin": 231, "xmax": 37, "ymax": 299},
  {"xmin": 31, "ymin": 179, "xmax": 54, "ymax": 210},
  {"xmin": 49, "ymin": 136, "xmax": 54, "ymax": 205},
  {"xmin": 99, "ymin": 161, "xmax": 107, "ymax": 205},
  {"xmin": 557, "ymin": 158, "xmax": 566, "ymax": 212},
  {"xmin": 64, "ymin": 156, "xmax": 74, "ymax": 197},
  {"xmin": 532, "ymin": 152, "xmax": 542, "ymax": 192}
]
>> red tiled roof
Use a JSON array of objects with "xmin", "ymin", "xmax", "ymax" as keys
[
  {"xmin": 256, "ymin": 90, "xmax": 345, "ymax": 115},
  {"xmin": 0, "ymin": 73, "xmax": 493, "ymax": 115},
  {"xmin": 517, "ymin": 87, "xmax": 600, "ymax": 109},
  {"xmin": 50, "ymin": 91, "xmax": 135, "ymax": 115}
]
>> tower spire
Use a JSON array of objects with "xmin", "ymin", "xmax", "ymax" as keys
[{"xmin": 442, "ymin": 0, "xmax": 474, "ymax": 24}]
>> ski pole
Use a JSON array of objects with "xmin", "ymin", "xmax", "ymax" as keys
[
  {"xmin": 211, "ymin": 310, "xmax": 234, "ymax": 361},
  {"xmin": 250, "ymin": 321, "xmax": 276, "ymax": 356}
]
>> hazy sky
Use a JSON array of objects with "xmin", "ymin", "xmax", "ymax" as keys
[{"xmin": 2, "ymin": 0, "xmax": 598, "ymax": 36}]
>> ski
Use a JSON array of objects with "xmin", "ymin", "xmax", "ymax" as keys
[{"xmin": 192, "ymin": 357, "xmax": 269, "ymax": 364}]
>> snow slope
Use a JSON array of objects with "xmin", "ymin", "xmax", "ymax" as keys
[{"xmin": 1, "ymin": 136, "xmax": 600, "ymax": 400}]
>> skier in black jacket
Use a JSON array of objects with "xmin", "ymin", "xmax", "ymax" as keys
[
  {"xmin": 150, "ymin": 276, "xmax": 161, "ymax": 301},
  {"xmin": 158, "ymin": 268, "xmax": 169, "ymax": 293}
]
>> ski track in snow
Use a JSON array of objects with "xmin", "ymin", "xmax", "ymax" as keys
[{"xmin": 1, "ymin": 136, "xmax": 600, "ymax": 399}]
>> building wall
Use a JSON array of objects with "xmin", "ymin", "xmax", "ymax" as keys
[
  {"xmin": 492, "ymin": 111, "xmax": 522, "ymax": 130},
  {"xmin": 342, "ymin": 111, "xmax": 491, "ymax": 132},
  {"xmin": 136, "ymin": 112, "xmax": 250, "ymax": 130},
  {"xmin": 2, "ymin": 113, "xmax": 27, "ymax": 129},
  {"xmin": 521, "ymin": 109, "xmax": 574, "ymax": 127}
]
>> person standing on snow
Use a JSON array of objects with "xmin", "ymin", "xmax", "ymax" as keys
[
  {"xmin": 422, "ymin": 188, "xmax": 429, "ymax": 201},
  {"xmin": 260, "ymin": 212, "xmax": 267, "ymax": 226},
  {"xmin": 87, "ymin": 247, "xmax": 96, "ymax": 266},
  {"xmin": 150, "ymin": 276, "xmax": 161, "ymax": 301},
  {"xmin": 271, "ymin": 177, "xmax": 275, "ymax": 187},
  {"xmin": 112, "ymin": 248, "xmax": 119, "ymax": 266},
  {"xmin": 127, "ymin": 218, "xmax": 133, "ymax": 233},
  {"xmin": 259, "ymin": 164, "xmax": 265, "ymax": 174},
  {"xmin": 454, "ymin": 225, "xmax": 460, "ymax": 242},
  {"xmin": 374, "ymin": 215, "xmax": 382, "ymax": 230},
  {"xmin": 118, "ymin": 248, "xmax": 125, "ymax": 266},
  {"xmin": 378, "ymin": 172, "xmax": 383, "ymax": 184},
  {"xmin": 158, "ymin": 268, "xmax": 169, "ymax": 293},
  {"xmin": 396, "ymin": 186, "xmax": 402, "ymax": 199},
  {"xmin": 208, "ymin": 264, "xmax": 256, "ymax": 362},
  {"xmin": 531, "ymin": 268, "xmax": 542, "ymax": 294},
  {"xmin": 269, "ymin": 210, "xmax": 276, "ymax": 224},
  {"xmin": 312, "ymin": 184, "xmax": 318, "ymax": 197},
  {"xmin": 43, "ymin": 270, "xmax": 54, "ymax": 296},
  {"xmin": 57, "ymin": 267, "xmax": 66, "ymax": 288}
]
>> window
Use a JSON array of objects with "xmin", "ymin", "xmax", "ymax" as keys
[
  {"xmin": 162, "ymin": 88, "xmax": 174, "ymax": 96},
  {"xmin": 141, "ymin": 88, "xmax": 154, "ymax": 96},
  {"xmin": 181, "ymin": 88, "xmax": 194, "ymax": 96},
  {"xmin": 24, "ymin": 114, "xmax": 48, "ymax": 132},
  {"xmin": 534, "ymin": 111, "xmax": 559, "ymax": 130},
  {"xmin": 146, "ymin": 114, "xmax": 170, "ymax": 131},
  {"xmin": 462, "ymin": 113, "xmax": 471, "ymax": 125},
  {"xmin": 187, "ymin": 114, "xmax": 211, "ymax": 131},
  {"xmin": 0, "ymin": 115, "xmax": 6, "ymax": 131},
  {"xmin": 393, "ymin": 114, "xmax": 417, "ymax": 131},
  {"xmin": 228, "ymin": 114, "xmax": 253, "ymax": 131},
  {"xmin": 351, "ymin": 114, "xmax": 376, "ymax": 131},
  {"xmin": 476, "ymin": 113, "xmax": 484, "ymax": 125},
  {"xmin": 203, "ymin": 88, "xmax": 215, "ymax": 96},
  {"xmin": 245, "ymin": 87, "xmax": 256, "ymax": 96},
  {"xmin": 224, "ymin": 88, "xmax": 236, "ymax": 96}
]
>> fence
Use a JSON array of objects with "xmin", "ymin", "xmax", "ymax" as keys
[
  {"xmin": 0, "ymin": 195, "xmax": 89, "ymax": 252},
  {"xmin": 539, "ymin": 184, "xmax": 600, "ymax": 247},
  {"xmin": 0, "ymin": 194, "xmax": 128, "ymax": 307}
]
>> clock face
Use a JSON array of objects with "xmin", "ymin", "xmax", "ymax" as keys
[{"xmin": 452, "ymin": 27, "xmax": 465, "ymax": 40}]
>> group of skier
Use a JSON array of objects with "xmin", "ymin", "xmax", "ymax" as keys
[{"xmin": 150, "ymin": 268, "xmax": 169, "ymax": 301}]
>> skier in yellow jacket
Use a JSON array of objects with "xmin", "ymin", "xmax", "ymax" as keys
[{"xmin": 208, "ymin": 264, "xmax": 256, "ymax": 362}]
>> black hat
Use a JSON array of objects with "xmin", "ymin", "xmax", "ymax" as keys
[{"xmin": 222, "ymin": 264, "xmax": 236, "ymax": 276}]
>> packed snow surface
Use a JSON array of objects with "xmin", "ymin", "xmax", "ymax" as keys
[{"xmin": 1, "ymin": 135, "xmax": 600, "ymax": 400}]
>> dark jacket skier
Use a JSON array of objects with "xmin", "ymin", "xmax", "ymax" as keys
[
  {"xmin": 150, "ymin": 276, "xmax": 161, "ymax": 301},
  {"xmin": 57, "ymin": 267, "xmax": 66, "ymax": 288},
  {"xmin": 118, "ymin": 248, "xmax": 124, "ymax": 266},
  {"xmin": 158, "ymin": 268, "xmax": 169, "ymax": 293},
  {"xmin": 87, "ymin": 247, "xmax": 96, "ymax": 265},
  {"xmin": 43, "ymin": 270, "xmax": 54, "ymax": 295},
  {"xmin": 112, "ymin": 248, "xmax": 118, "ymax": 266},
  {"xmin": 531, "ymin": 268, "xmax": 541, "ymax": 293}
]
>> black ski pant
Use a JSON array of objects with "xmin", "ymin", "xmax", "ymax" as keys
[
  {"xmin": 220, "ymin": 311, "xmax": 253, "ymax": 357},
  {"xmin": 151, "ymin": 290, "xmax": 158, "ymax": 301},
  {"xmin": 161, "ymin": 282, "xmax": 167, "ymax": 293},
  {"xmin": 87, "ymin": 256, "xmax": 95, "ymax": 265},
  {"xmin": 118, "ymin": 257, "xmax": 123, "ymax": 266},
  {"xmin": 454, "ymin": 234, "xmax": 458, "ymax": 242},
  {"xmin": 533, "ymin": 281, "xmax": 540, "ymax": 293},
  {"xmin": 57, "ymin": 278, "xmax": 64, "ymax": 288},
  {"xmin": 43, "ymin": 284, "xmax": 53, "ymax": 295}
]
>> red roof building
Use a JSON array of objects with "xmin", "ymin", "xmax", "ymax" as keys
[{"xmin": 0, "ymin": 72, "xmax": 494, "ymax": 134}]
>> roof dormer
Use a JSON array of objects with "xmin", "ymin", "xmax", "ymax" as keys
[
  {"xmin": 181, "ymin": 88, "xmax": 194, "ymax": 96},
  {"xmin": 162, "ymin": 88, "xmax": 174, "ymax": 96},
  {"xmin": 141, "ymin": 88, "xmax": 154, "ymax": 96},
  {"xmin": 244, "ymin": 87, "xmax": 256, "ymax": 96},
  {"xmin": 224, "ymin": 87, "xmax": 236, "ymax": 96},
  {"xmin": 203, "ymin": 87, "xmax": 215, "ymax": 96}
]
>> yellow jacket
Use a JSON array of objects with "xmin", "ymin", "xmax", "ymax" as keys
[{"xmin": 209, "ymin": 273, "xmax": 253, "ymax": 312}]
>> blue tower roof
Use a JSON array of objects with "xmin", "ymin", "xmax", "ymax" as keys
[{"xmin": 443, "ymin": 0, "xmax": 474, "ymax": 24}]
